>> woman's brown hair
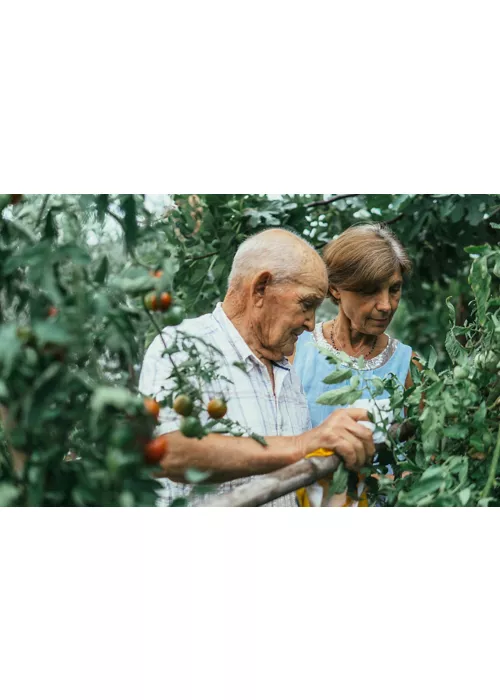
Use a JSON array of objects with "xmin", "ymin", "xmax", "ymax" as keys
[{"xmin": 322, "ymin": 222, "xmax": 412, "ymax": 304}]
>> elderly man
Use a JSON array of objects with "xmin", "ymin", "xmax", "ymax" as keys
[{"xmin": 139, "ymin": 229, "xmax": 374, "ymax": 506}]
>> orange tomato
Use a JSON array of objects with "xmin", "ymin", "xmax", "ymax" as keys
[
  {"xmin": 144, "ymin": 435, "xmax": 168, "ymax": 464},
  {"xmin": 207, "ymin": 398, "xmax": 227, "ymax": 420},
  {"xmin": 144, "ymin": 397, "xmax": 161, "ymax": 420}
]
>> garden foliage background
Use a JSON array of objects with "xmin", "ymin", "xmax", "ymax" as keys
[{"xmin": 0, "ymin": 193, "xmax": 499, "ymax": 506}]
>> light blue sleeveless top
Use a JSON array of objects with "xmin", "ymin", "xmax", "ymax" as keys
[{"xmin": 294, "ymin": 323, "xmax": 413, "ymax": 428}]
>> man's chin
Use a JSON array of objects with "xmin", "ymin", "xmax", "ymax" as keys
[{"xmin": 284, "ymin": 338, "xmax": 298, "ymax": 356}]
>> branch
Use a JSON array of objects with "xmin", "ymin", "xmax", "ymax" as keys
[
  {"xmin": 186, "ymin": 252, "xmax": 217, "ymax": 263},
  {"xmin": 384, "ymin": 213, "xmax": 405, "ymax": 226},
  {"xmin": 199, "ymin": 421, "xmax": 416, "ymax": 507},
  {"xmin": 487, "ymin": 205, "xmax": 500, "ymax": 222},
  {"xmin": 481, "ymin": 423, "xmax": 500, "ymax": 500},
  {"xmin": 304, "ymin": 194, "xmax": 359, "ymax": 209},
  {"xmin": 35, "ymin": 194, "xmax": 50, "ymax": 229}
]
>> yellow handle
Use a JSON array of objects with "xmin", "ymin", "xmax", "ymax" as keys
[
  {"xmin": 300, "ymin": 449, "xmax": 368, "ymax": 507},
  {"xmin": 306, "ymin": 448, "xmax": 334, "ymax": 458}
]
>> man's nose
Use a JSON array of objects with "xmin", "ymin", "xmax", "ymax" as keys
[{"xmin": 304, "ymin": 311, "xmax": 316, "ymax": 332}]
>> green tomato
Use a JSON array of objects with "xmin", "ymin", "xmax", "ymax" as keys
[
  {"xmin": 106, "ymin": 447, "xmax": 126, "ymax": 475},
  {"xmin": 453, "ymin": 366, "xmax": 469, "ymax": 380},
  {"xmin": 16, "ymin": 326, "xmax": 34, "ymax": 344},
  {"xmin": 483, "ymin": 431, "xmax": 494, "ymax": 448},
  {"xmin": 180, "ymin": 416, "xmax": 203, "ymax": 438},
  {"xmin": 110, "ymin": 423, "xmax": 136, "ymax": 448},
  {"xmin": 474, "ymin": 351, "xmax": 499, "ymax": 371},
  {"xmin": 173, "ymin": 394, "xmax": 194, "ymax": 417},
  {"xmin": 24, "ymin": 347, "xmax": 39, "ymax": 368},
  {"xmin": 163, "ymin": 306, "xmax": 185, "ymax": 327}
]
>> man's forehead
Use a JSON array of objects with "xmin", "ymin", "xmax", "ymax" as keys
[{"xmin": 295, "ymin": 281, "xmax": 327, "ymax": 300}]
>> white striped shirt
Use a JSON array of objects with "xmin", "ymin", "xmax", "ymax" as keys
[{"xmin": 138, "ymin": 303, "xmax": 311, "ymax": 506}]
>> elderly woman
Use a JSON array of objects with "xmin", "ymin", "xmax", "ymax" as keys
[{"xmin": 293, "ymin": 223, "xmax": 414, "ymax": 507}]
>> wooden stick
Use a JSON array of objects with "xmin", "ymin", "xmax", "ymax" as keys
[
  {"xmin": 201, "ymin": 453, "xmax": 340, "ymax": 507},
  {"xmin": 199, "ymin": 421, "xmax": 416, "ymax": 507}
]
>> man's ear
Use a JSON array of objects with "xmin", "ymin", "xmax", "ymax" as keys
[{"xmin": 252, "ymin": 271, "xmax": 273, "ymax": 307}]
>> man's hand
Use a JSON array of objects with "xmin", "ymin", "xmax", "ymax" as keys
[{"xmin": 301, "ymin": 408, "xmax": 375, "ymax": 471}]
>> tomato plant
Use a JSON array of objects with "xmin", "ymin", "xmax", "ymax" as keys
[{"xmin": 1, "ymin": 193, "xmax": 499, "ymax": 506}]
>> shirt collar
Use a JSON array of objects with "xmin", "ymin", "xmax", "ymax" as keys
[
  {"xmin": 212, "ymin": 303, "xmax": 290, "ymax": 370},
  {"xmin": 212, "ymin": 303, "xmax": 255, "ymax": 364}
]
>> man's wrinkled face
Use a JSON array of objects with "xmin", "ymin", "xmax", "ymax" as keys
[{"xmin": 253, "ymin": 268, "xmax": 327, "ymax": 361}]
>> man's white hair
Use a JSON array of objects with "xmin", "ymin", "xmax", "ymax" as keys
[{"xmin": 228, "ymin": 228, "xmax": 320, "ymax": 288}]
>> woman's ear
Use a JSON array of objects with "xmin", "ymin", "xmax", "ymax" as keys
[{"xmin": 329, "ymin": 286, "xmax": 341, "ymax": 303}]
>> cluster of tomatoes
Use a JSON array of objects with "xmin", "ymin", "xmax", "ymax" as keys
[
  {"xmin": 143, "ymin": 270, "xmax": 184, "ymax": 325},
  {"xmin": 139, "ymin": 393, "xmax": 227, "ymax": 465},
  {"xmin": 142, "ymin": 398, "xmax": 169, "ymax": 464}
]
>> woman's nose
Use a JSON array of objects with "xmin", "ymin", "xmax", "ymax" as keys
[{"xmin": 376, "ymin": 292, "xmax": 391, "ymax": 313}]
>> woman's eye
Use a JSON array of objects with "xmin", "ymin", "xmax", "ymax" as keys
[{"xmin": 391, "ymin": 286, "xmax": 402, "ymax": 294}]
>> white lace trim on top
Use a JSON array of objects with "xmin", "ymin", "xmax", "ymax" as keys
[{"xmin": 312, "ymin": 322, "xmax": 399, "ymax": 371}]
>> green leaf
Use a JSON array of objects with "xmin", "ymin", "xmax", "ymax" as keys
[
  {"xmin": 32, "ymin": 322, "xmax": 71, "ymax": 346},
  {"xmin": 445, "ymin": 330, "xmax": 467, "ymax": 364},
  {"xmin": 0, "ymin": 483, "xmax": 20, "ymax": 507},
  {"xmin": 250, "ymin": 433, "xmax": 268, "ymax": 447},
  {"xmin": 466, "ymin": 201, "xmax": 484, "ymax": 227},
  {"xmin": 370, "ymin": 377, "xmax": 385, "ymax": 397},
  {"xmin": 0, "ymin": 324, "xmax": 22, "ymax": 379},
  {"xmin": 402, "ymin": 476, "xmax": 444, "ymax": 505},
  {"xmin": 322, "ymin": 368, "xmax": 353, "ymax": 385},
  {"xmin": 458, "ymin": 488, "xmax": 471, "ymax": 506},
  {"xmin": 421, "ymin": 466, "xmax": 444, "ymax": 481},
  {"xmin": 316, "ymin": 386, "xmax": 363, "ymax": 406},
  {"xmin": 329, "ymin": 464, "xmax": 349, "ymax": 495},
  {"xmin": 43, "ymin": 209, "xmax": 58, "ymax": 240},
  {"xmin": 443, "ymin": 425, "xmax": 469, "ymax": 439},
  {"xmin": 112, "ymin": 274, "xmax": 154, "ymax": 295},
  {"xmin": 0, "ymin": 194, "xmax": 12, "ymax": 212},
  {"xmin": 121, "ymin": 195, "xmax": 139, "ymax": 251},
  {"xmin": 170, "ymin": 497, "xmax": 189, "ymax": 507},
  {"xmin": 446, "ymin": 297, "xmax": 457, "ymax": 325},
  {"xmin": 96, "ymin": 194, "xmax": 109, "ymax": 222},
  {"xmin": 465, "ymin": 244, "xmax": 491, "ymax": 255},
  {"xmin": 469, "ymin": 256, "xmax": 491, "ymax": 325},
  {"xmin": 428, "ymin": 346, "xmax": 437, "ymax": 370},
  {"xmin": 185, "ymin": 468, "xmax": 212, "ymax": 484},
  {"xmin": 33, "ymin": 363, "xmax": 64, "ymax": 392},
  {"xmin": 91, "ymin": 386, "xmax": 137, "ymax": 415},
  {"xmin": 94, "ymin": 256, "xmax": 109, "ymax": 284},
  {"xmin": 318, "ymin": 345, "xmax": 352, "ymax": 366},
  {"xmin": 489, "ymin": 222, "xmax": 500, "ymax": 230}
]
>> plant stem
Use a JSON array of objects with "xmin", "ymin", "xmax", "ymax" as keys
[
  {"xmin": 35, "ymin": 194, "xmax": 50, "ymax": 228},
  {"xmin": 481, "ymin": 423, "xmax": 500, "ymax": 500},
  {"xmin": 305, "ymin": 194, "xmax": 359, "ymax": 209}
]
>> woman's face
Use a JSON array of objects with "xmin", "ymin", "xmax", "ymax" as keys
[{"xmin": 333, "ymin": 271, "xmax": 403, "ymax": 335}]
